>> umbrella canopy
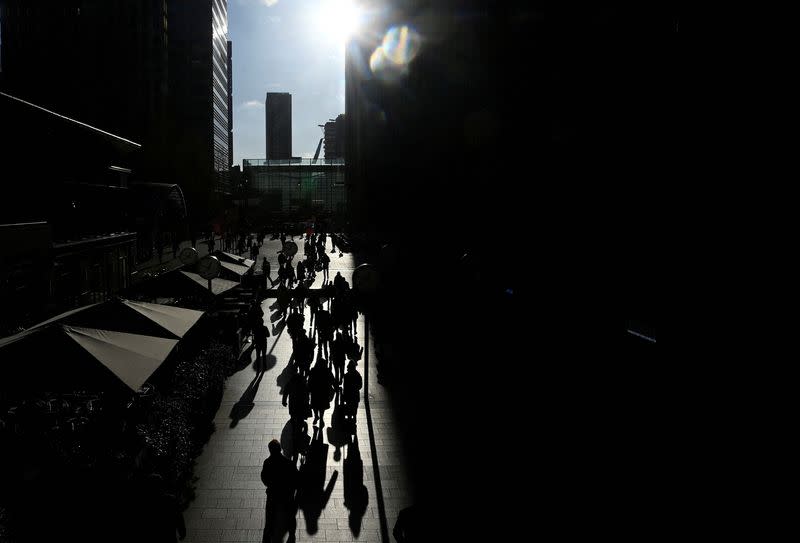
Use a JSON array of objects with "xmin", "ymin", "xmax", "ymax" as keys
[
  {"xmin": 216, "ymin": 251, "xmax": 255, "ymax": 269},
  {"xmin": 179, "ymin": 271, "xmax": 240, "ymax": 296},
  {"xmin": 63, "ymin": 326, "xmax": 178, "ymax": 391},
  {"xmin": 118, "ymin": 299, "xmax": 203, "ymax": 338},
  {"xmin": 0, "ymin": 300, "xmax": 205, "ymax": 393}
]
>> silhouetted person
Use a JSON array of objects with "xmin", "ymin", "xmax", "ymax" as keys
[
  {"xmin": 333, "ymin": 271, "xmax": 345, "ymax": 291},
  {"xmin": 296, "ymin": 259, "xmax": 306, "ymax": 283},
  {"xmin": 308, "ymin": 292, "xmax": 321, "ymax": 331},
  {"xmin": 343, "ymin": 361, "xmax": 363, "ymax": 427},
  {"xmin": 286, "ymin": 260, "xmax": 296, "ymax": 288},
  {"xmin": 283, "ymin": 366, "xmax": 311, "ymax": 423},
  {"xmin": 314, "ymin": 308, "xmax": 333, "ymax": 359},
  {"xmin": 262, "ymin": 257, "xmax": 272, "ymax": 289},
  {"xmin": 261, "ymin": 440, "xmax": 299, "ymax": 543},
  {"xmin": 292, "ymin": 282, "xmax": 307, "ymax": 314},
  {"xmin": 331, "ymin": 332, "xmax": 347, "ymax": 384},
  {"xmin": 320, "ymin": 251, "xmax": 330, "ymax": 282},
  {"xmin": 254, "ymin": 324, "xmax": 269, "ymax": 361},
  {"xmin": 393, "ymin": 506, "xmax": 418, "ymax": 543},
  {"xmin": 277, "ymin": 284, "xmax": 290, "ymax": 320},
  {"xmin": 309, "ymin": 357, "xmax": 336, "ymax": 427},
  {"xmin": 290, "ymin": 329, "xmax": 314, "ymax": 378},
  {"xmin": 286, "ymin": 309, "xmax": 305, "ymax": 340}
]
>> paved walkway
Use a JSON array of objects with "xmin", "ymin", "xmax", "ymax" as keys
[{"xmin": 183, "ymin": 238, "xmax": 410, "ymax": 543}]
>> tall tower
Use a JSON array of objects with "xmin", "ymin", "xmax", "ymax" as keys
[
  {"xmin": 168, "ymin": 0, "xmax": 231, "ymax": 219},
  {"xmin": 265, "ymin": 92, "xmax": 292, "ymax": 160}
]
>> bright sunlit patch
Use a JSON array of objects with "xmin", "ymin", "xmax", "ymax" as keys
[{"xmin": 311, "ymin": 0, "xmax": 361, "ymax": 45}]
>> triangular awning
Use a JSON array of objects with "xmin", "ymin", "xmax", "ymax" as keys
[
  {"xmin": 63, "ymin": 325, "xmax": 178, "ymax": 391},
  {"xmin": 218, "ymin": 252, "xmax": 255, "ymax": 268},
  {"xmin": 120, "ymin": 299, "xmax": 204, "ymax": 338},
  {"xmin": 0, "ymin": 303, "xmax": 104, "ymax": 348},
  {"xmin": 219, "ymin": 260, "xmax": 251, "ymax": 277},
  {"xmin": 180, "ymin": 271, "xmax": 239, "ymax": 295}
]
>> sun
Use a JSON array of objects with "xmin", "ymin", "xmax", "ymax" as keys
[{"xmin": 312, "ymin": 0, "xmax": 361, "ymax": 45}]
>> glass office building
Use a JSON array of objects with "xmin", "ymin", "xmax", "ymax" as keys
[{"xmin": 242, "ymin": 159, "xmax": 346, "ymax": 216}]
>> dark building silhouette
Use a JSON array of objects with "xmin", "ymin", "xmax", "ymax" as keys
[
  {"xmin": 168, "ymin": 0, "xmax": 232, "ymax": 225},
  {"xmin": 266, "ymin": 92, "xmax": 292, "ymax": 160},
  {"xmin": 324, "ymin": 114, "xmax": 346, "ymax": 160},
  {"xmin": 345, "ymin": 2, "xmax": 667, "ymax": 541},
  {"xmin": 0, "ymin": 0, "xmax": 170, "ymax": 178},
  {"xmin": 0, "ymin": 92, "xmax": 147, "ymax": 335}
]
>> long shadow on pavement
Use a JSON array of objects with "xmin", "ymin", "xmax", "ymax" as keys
[{"xmin": 298, "ymin": 425, "xmax": 338, "ymax": 535}]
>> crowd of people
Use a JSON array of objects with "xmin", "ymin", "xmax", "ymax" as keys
[{"xmin": 255, "ymin": 232, "xmax": 365, "ymax": 542}]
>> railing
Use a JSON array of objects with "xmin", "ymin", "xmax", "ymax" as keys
[{"xmin": 243, "ymin": 158, "xmax": 345, "ymax": 167}]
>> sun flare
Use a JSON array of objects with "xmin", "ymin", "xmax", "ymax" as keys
[{"xmin": 312, "ymin": 0, "xmax": 361, "ymax": 45}]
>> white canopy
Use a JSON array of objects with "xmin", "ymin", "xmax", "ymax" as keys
[
  {"xmin": 63, "ymin": 325, "xmax": 179, "ymax": 391},
  {"xmin": 180, "ymin": 271, "xmax": 239, "ymax": 295},
  {"xmin": 120, "ymin": 299, "xmax": 204, "ymax": 338},
  {"xmin": 219, "ymin": 252, "xmax": 255, "ymax": 268},
  {"xmin": 219, "ymin": 260, "xmax": 251, "ymax": 278}
]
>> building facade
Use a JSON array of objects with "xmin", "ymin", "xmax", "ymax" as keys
[
  {"xmin": 265, "ymin": 92, "xmax": 292, "ymax": 160},
  {"xmin": 227, "ymin": 40, "xmax": 234, "ymax": 169},
  {"xmin": 0, "ymin": 0, "xmax": 170, "ymax": 179},
  {"xmin": 324, "ymin": 114, "xmax": 346, "ymax": 160},
  {"xmin": 242, "ymin": 159, "xmax": 345, "ymax": 217},
  {"xmin": 168, "ymin": 0, "xmax": 231, "ymax": 224}
]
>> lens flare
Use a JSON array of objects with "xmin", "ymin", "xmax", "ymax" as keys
[{"xmin": 369, "ymin": 25, "xmax": 422, "ymax": 78}]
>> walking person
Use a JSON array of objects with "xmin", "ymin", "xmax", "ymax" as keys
[
  {"xmin": 262, "ymin": 257, "xmax": 272, "ymax": 287},
  {"xmin": 309, "ymin": 357, "xmax": 336, "ymax": 427},
  {"xmin": 343, "ymin": 360, "xmax": 363, "ymax": 428},
  {"xmin": 254, "ymin": 323, "xmax": 269, "ymax": 361},
  {"xmin": 320, "ymin": 251, "xmax": 330, "ymax": 283},
  {"xmin": 261, "ymin": 440, "xmax": 299, "ymax": 543},
  {"xmin": 331, "ymin": 332, "xmax": 347, "ymax": 385},
  {"xmin": 277, "ymin": 283, "xmax": 290, "ymax": 320},
  {"xmin": 283, "ymin": 366, "xmax": 311, "ymax": 422},
  {"xmin": 314, "ymin": 307, "xmax": 333, "ymax": 359}
]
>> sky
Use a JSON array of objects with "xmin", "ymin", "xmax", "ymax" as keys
[{"xmin": 229, "ymin": 0, "xmax": 348, "ymax": 166}]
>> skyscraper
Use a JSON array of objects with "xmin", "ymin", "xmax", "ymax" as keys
[
  {"xmin": 227, "ymin": 40, "xmax": 234, "ymax": 169},
  {"xmin": 168, "ymin": 0, "xmax": 231, "ymax": 220},
  {"xmin": 265, "ymin": 92, "xmax": 292, "ymax": 160}
]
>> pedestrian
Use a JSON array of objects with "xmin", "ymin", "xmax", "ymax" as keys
[
  {"xmin": 333, "ymin": 271, "xmax": 345, "ymax": 291},
  {"xmin": 309, "ymin": 357, "xmax": 336, "ymax": 427},
  {"xmin": 285, "ymin": 260, "xmax": 296, "ymax": 288},
  {"xmin": 172, "ymin": 236, "xmax": 180, "ymax": 260},
  {"xmin": 277, "ymin": 283, "xmax": 290, "ymax": 320},
  {"xmin": 343, "ymin": 360, "xmax": 362, "ymax": 425},
  {"xmin": 283, "ymin": 366, "xmax": 311, "ymax": 421},
  {"xmin": 331, "ymin": 331, "xmax": 346, "ymax": 384},
  {"xmin": 308, "ymin": 291, "xmax": 321, "ymax": 331},
  {"xmin": 294, "ymin": 281, "xmax": 308, "ymax": 314},
  {"xmin": 320, "ymin": 251, "xmax": 330, "ymax": 283},
  {"xmin": 254, "ymin": 323, "xmax": 269, "ymax": 361},
  {"xmin": 262, "ymin": 257, "xmax": 272, "ymax": 288},
  {"xmin": 296, "ymin": 259, "xmax": 306, "ymax": 284},
  {"xmin": 286, "ymin": 307, "xmax": 305, "ymax": 339},
  {"xmin": 261, "ymin": 440, "xmax": 299, "ymax": 543},
  {"xmin": 314, "ymin": 307, "xmax": 333, "ymax": 359}
]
